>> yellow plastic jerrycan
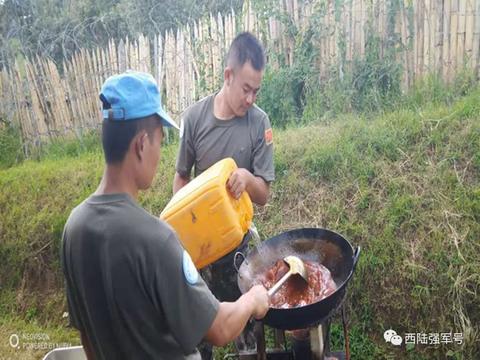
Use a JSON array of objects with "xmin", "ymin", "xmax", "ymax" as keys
[{"xmin": 160, "ymin": 158, "xmax": 253, "ymax": 269}]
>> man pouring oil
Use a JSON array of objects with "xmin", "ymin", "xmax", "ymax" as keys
[{"xmin": 172, "ymin": 32, "xmax": 275, "ymax": 359}]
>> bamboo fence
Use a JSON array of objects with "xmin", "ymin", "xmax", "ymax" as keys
[{"xmin": 0, "ymin": 0, "xmax": 479, "ymax": 150}]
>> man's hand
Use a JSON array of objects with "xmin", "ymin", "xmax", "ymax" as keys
[
  {"xmin": 227, "ymin": 168, "xmax": 270, "ymax": 205},
  {"xmin": 205, "ymin": 284, "xmax": 269, "ymax": 346},
  {"xmin": 247, "ymin": 285, "xmax": 269, "ymax": 320},
  {"xmin": 227, "ymin": 168, "xmax": 253, "ymax": 199}
]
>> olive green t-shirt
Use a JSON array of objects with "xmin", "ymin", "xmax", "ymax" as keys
[
  {"xmin": 61, "ymin": 193, "xmax": 219, "ymax": 360},
  {"xmin": 176, "ymin": 94, "xmax": 275, "ymax": 181}
]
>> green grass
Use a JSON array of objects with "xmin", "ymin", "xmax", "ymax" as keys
[{"xmin": 1, "ymin": 86, "xmax": 479, "ymax": 359}]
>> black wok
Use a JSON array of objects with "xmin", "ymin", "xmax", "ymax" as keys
[{"xmin": 236, "ymin": 228, "xmax": 360, "ymax": 330}]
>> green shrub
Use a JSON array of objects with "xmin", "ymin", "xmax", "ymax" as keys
[{"xmin": 0, "ymin": 123, "xmax": 23, "ymax": 169}]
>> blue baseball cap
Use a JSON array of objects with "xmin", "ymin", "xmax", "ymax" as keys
[{"xmin": 99, "ymin": 71, "xmax": 179, "ymax": 129}]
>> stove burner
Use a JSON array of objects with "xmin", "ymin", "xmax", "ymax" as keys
[{"xmin": 226, "ymin": 305, "xmax": 350, "ymax": 360}]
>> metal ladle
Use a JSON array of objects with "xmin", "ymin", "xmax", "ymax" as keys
[{"xmin": 267, "ymin": 256, "xmax": 308, "ymax": 297}]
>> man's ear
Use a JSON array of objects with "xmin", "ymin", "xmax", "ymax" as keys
[
  {"xmin": 134, "ymin": 132, "xmax": 147, "ymax": 160},
  {"xmin": 224, "ymin": 67, "xmax": 233, "ymax": 86}
]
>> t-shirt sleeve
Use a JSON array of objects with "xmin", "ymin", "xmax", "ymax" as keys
[
  {"xmin": 175, "ymin": 112, "xmax": 196, "ymax": 178},
  {"xmin": 153, "ymin": 229, "xmax": 219, "ymax": 354},
  {"xmin": 252, "ymin": 114, "xmax": 275, "ymax": 182},
  {"xmin": 61, "ymin": 227, "xmax": 83, "ymax": 331}
]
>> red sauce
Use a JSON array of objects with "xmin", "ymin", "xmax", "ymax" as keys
[{"xmin": 253, "ymin": 259, "xmax": 337, "ymax": 308}]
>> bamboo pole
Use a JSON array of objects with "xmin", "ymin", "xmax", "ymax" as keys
[
  {"xmin": 118, "ymin": 39, "xmax": 126, "ymax": 73},
  {"xmin": 11, "ymin": 64, "xmax": 24, "ymax": 141},
  {"xmin": 450, "ymin": 0, "xmax": 459, "ymax": 78},
  {"xmin": 211, "ymin": 14, "xmax": 219, "ymax": 87},
  {"xmin": 331, "ymin": 0, "xmax": 336, "ymax": 64},
  {"xmin": 325, "ymin": 0, "xmax": 330, "ymax": 67},
  {"xmin": 46, "ymin": 59, "xmax": 66, "ymax": 133},
  {"xmin": 185, "ymin": 23, "xmax": 195, "ymax": 107},
  {"xmin": 217, "ymin": 12, "xmax": 225, "ymax": 69},
  {"xmin": 75, "ymin": 50, "xmax": 86, "ymax": 128},
  {"xmin": 96, "ymin": 46, "xmax": 104, "ymax": 80},
  {"xmin": 400, "ymin": 0, "xmax": 409, "ymax": 89},
  {"xmin": 360, "ymin": 0, "xmax": 365, "ymax": 58},
  {"xmin": 424, "ymin": 0, "xmax": 431, "ymax": 73},
  {"xmin": 293, "ymin": 0, "xmax": 299, "ymax": 26},
  {"xmin": 353, "ymin": 0, "xmax": 360, "ymax": 58},
  {"xmin": 57, "ymin": 59, "xmax": 70, "ymax": 132},
  {"xmin": 178, "ymin": 28, "xmax": 185, "ymax": 113},
  {"xmin": 345, "ymin": 0, "xmax": 352, "ymax": 63},
  {"xmin": 418, "ymin": 0, "xmax": 425, "ymax": 77},
  {"xmin": 36, "ymin": 57, "xmax": 54, "ymax": 133},
  {"xmin": 196, "ymin": 20, "xmax": 203, "ymax": 95},
  {"xmin": 165, "ymin": 31, "xmax": 171, "ymax": 112},
  {"xmin": 435, "ymin": 0, "xmax": 444, "ymax": 77},
  {"xmin": 13, "ymin": 62, "xmax": 31, "ymax": 144},
  {"xmin": 457, "ymin": 0, "xmax": 466, "ymax": 69},
  {"xmin": 81, "ymin": 49, "xmax": 93, "ymax": 127},
  {"xmin": 430, "ymin": 0, "xmax": 436, "ymax": 73},
  {"xmin": 25, "ymin": 61, "xmax": 45, "ymax": 138},
  {"xmin": 154, "ymin": 35, "xmax": 162, "ymax": 91},
  {"xmin": 443, "ymin": 0, "xmax": 451, "ymax": 80},
  {"xmin": 31, "ymin": 59, "xmax": 50, "ymax": 135},
  {"xmin": 141, "ymin": 35, "xmax": 151, "ymax": 73},
  {"xmin": 63, "ymin": 59, "xmax": 77, "ymax": 129},
  {"xmin": 464, "ymin": 0, "xmax": 474, "ymax": 67},
  {"xmin": 109, "ymin": 39, "xmax": 118, "ymax": 73},
  {"xmin": 85, "ymin": 49, "xmax": 97, "ymax": 125},
  {"xmin": 71, "ymin": 52, "xmax": 85, "ymax": 128},
  {"xmin": 72, "ymin": 49, "xmax": 84, "ymax": 124},
  {"xmin": 91, "ymin": 47, "xmax": 100, "ymax": 97},
  {"xmin": 473, "ymin": 0, "xmax": 480, "ymax": 75}
]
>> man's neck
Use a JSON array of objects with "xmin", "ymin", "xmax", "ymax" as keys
[
  {"xmin": 213, "ymin": 87, "xmax": 235, "ymax": 120},
  {"xmin": 95, "ymin": 165, "xmax": 139, "ymax": 200}
]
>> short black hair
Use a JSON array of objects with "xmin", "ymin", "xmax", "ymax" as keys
[
  {"xmin": 226, "ymin": 32, "xmax": 266, "ymax": 71},
  {"xmin": 102, "ymin": 114, "xmax": 162, "ymax": 164}
]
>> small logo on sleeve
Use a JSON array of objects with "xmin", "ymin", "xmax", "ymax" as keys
[
  {"xmin": 265, "ymin": 128, "xmax": 273, "ymax": 145},
  {"xmin": 182, "ymin": 250, "xmax": 198, "ymax": 285}
]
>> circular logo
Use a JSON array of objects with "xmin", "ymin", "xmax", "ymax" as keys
[
  {"xmin": 391, "ymin": 335, "xmax": 403, "ymax": 346},
  {"xmin": 384, "ymin": 329, "xmax": 397, "ymax": 342},
  {"xmin": 9, "ymin": 334, "xmax": 19, "ymax": 348},
  {"xmin": 182, "ymin": 250, "xmax": 198, "ymax": 285}
]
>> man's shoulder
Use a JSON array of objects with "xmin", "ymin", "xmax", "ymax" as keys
[
  {"xmin": 182, "ymin": 94, "xmax": 213, "ymax": 121},
  {"xmin": 134, "ymin": 211, "xmax": 176, "ymax": 241},
  {"xmin": 248, "ymin": 104, "xmax": 271, "ymax": 130},
  {"xmin": 63, "ymin": 198, "xmax": 92, "ymax": 230},
  {"xmin": 250, "ymin": 104, "xmax": 268, "ymax": 120}
]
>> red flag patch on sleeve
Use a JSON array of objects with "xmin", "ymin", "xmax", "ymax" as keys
[{"xmin": 265, "ymin": 128, "xmax": 273, "ymax": 145}]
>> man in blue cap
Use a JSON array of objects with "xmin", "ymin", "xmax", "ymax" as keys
[{"xmin": 61, "ymin": 71, "xmax": 269, "ymax": 360}]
